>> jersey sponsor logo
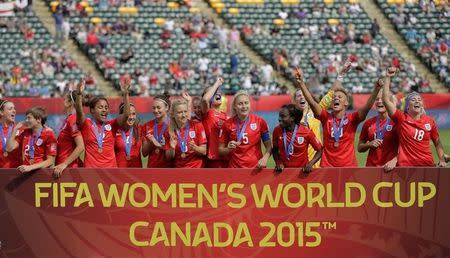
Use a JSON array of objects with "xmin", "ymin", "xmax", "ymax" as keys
[
  {"xmin": 424, "ymin": 123, "xmax": 431, "ymax": 131},
  {"xmin": 189, "ymin": 131, "xmax": 196, "ymax": 138},
  {"xmin": 297, "ymin": 136, "xmax": 304, "ymax": 144},
  {"xmin": 105, "ymin": 124, "xmax": 112, "ymax": 131},
  {"xmin": 343, "ymin": 118, "xmax": 349, "ymax": 125},
  {"xmin": 386, "ymin": 124, "xmax": 393, "ymax": 131},
  {"xmin": 36, "ymin": 138, "xmax": 43, "ymax": 146},
  {"xmin": 250, "ymin": 123, "xmax": 257, "ymax": 131}
]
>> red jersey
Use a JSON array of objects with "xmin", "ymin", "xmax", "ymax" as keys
[
  {"xmin": 359, "ymin": 116, "xmax": 398, "ymax": 166},
  {"xmin": 202, "ymin": 109, "xmax": 228, "ymax": 160},
  {"xmin": 56, "ymin": 114, "xmax": 82, "ymax": 168},
  {"xmin": 317, "ymin": 110, "xmax": 362, "ymax": 167},
  {"xmin": 114, "ymin": 127, "xmax": 142, "ymax": 168},
  {"xmin": 17, "ymin": 127, "xmax": 57, "ymax": 165},
  {"xmin": 220, "ymin": 114, "xmax": 270, "ymax": 168},
  {"xmin": 272, "ymin": 124, "xmax": 322, "ymax": 168},
  {"xmin": 163, "ymin": 120, "xmax": 207, "ymax": 168},
  {"xmin": 391, "ymin": 110, "xmax": 439, "ymax": 167},
  {"xmin": 0, "ymin": 124, "xmax": 22, "ymax": 168},
  {"xmin": 143, "ymin": 119, "xmax": 170, "ymax": 168},
  {"xmin": 80, "ymin": 118, "xmax": 119, "ymax": 168}
]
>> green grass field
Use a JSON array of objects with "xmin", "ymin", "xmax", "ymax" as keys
[{"xmin": 264, "ymin": 129, "xmax": 450, "ymax": 168}]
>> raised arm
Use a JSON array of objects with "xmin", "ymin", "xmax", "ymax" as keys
[
  {"xmin": 201, "ymin": 77, "xmax": 223, "ymax": 114},
  {"xmin": 75, "ymin": 79, "xmax": 86, "ymax": 127},
  {"xmin": 181, "ymin": 90, "xmax": 192, "ymax": 120},
  {"xmin": 6, "ymin": 122, "xmax": 23, "ymax": 152},
  {"xmin": 358, "ymin": 79, "xmax": 382, "ymax": 121},
  {"xmin": 318, "ymin": 61, "xmax": 353, "ymax": 109},
  {"xmin": 293, "ymin": 67, "xmax": 322, "ymax": 117},
  {"xmin": 382, "ymin": 67, "xmax": 398, "ymax": 117},
  {"xmin": 117, "ymin": 78, "xmax": 131, "ymax": 128}
]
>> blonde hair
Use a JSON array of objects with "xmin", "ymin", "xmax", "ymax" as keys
[
  {"xmin": 231, "ymin": 90, "xmax": 250, "ymax": 117},
  {"xmin": 169, "ymin": 99, "xmax": 189, "ymax": 133},
  {"xmin": 403, "ymin": 91, "xmax": 426, "ymax": 115}
]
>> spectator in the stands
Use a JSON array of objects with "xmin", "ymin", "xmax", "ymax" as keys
[
  {"xmin": 86, "ymin": 29, "xmax": 99, "ymax": 47},
  {"xmin": 370, "ymin": 19, "xmax": 380, "ymax": 38},
  {"xmin": 230, "ymin": 53, "xmax": 238, "ymax": 75},
  {"xmin": 229, "ymin": 26, "xmax": 240, "ymax": 49},
  {"xmin": 54, "ymin": 8, "xmax": 64, "ymax": 42},
  {"xmin": 120, "ymin": 47, "xmax": 134, "ymax": 63}
]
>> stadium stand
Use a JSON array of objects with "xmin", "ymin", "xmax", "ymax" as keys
[
  {"xmin": 376, "ymin": 0, "xmax": 449, "ymax": 88},
  {"xmin": 46, "ymin": 0, "xmax": 285, "ymax": 96},
  {"xmin": 0, "ymin": 9, "xmax": 99, "ymax": 98},
  {"xmin": 210, "ymin": 0, "xmax": 433, "ymax": 94}
]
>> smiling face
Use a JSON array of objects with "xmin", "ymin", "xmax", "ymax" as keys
[
  {"xmin": 374, "ymin": 91, "xmax": 386, "ymax": 113},
  {"xmin": 293, "ymin": 90, "xmax": 308, "ymax": 111},
  {"xmin": 174, "ymin": 103, "xmax": 189, "ymax": 126},
  {"xmin": 211, "ymin": 90, "xmax": 222, "ymax": 107},
  {"xmin": 278, "ymin": 107, "xmax": 294, "ymax": 129},
  {"xmin": 152, "ymin": 99, "xmax": 169, "ymax": 120},
  {"xmin": 91, "ymin": 99, "xmax": 109, "ymax": 123},
  {"xmin": 0, "ymin": 102, "xmax": 16, "ymax": 124},
  {"xmin": 332, "ymin": 91, "xmax": 349, "ymax": 112},
  {"xmin": 406, "ymin": 94, "xmax": 423, "ymax": 116},
  {"xmin": 127, "ymin": 106, "xmax": 137, "ymax": 126},
  {"xmin": 234, "ymin": 94, "xmax": 251, "ymax": 118},
  {"xmin": 25, "ymin": 113, "xmax": 40, "ymax": 128},
  {"xmin": 192, "ymin": 98, "xmax": 202, "ymax": 118}
]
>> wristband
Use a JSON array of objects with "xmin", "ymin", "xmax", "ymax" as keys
[{"xmin": 336, "ymin": 74, "xmax": 344, "ymax": 82}]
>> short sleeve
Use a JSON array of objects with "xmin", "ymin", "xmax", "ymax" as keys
[
  {"xmin": 69, "ymin": 117, "xmax": 81, "ymax": 138},
  {"xmin": 259, "ymin": 118, "xmax": 270, "ymax": 142},
  {"xmin": 391, "ymin": 109, "xmax": 404, "ymax": 124},
  {"xmin": 349, "ymin": 111, "xmax": 363, "ymax": 127},
  {"xmin": 45, "ymin": 131, "xmax": 58, "ymax": 156},
  {"xmin": 359, "ymin": 120, "xmax": 370, "ymax": 142},
  {"xmin": 430, "ymin": 119, "xmax": 440, "ymax": 142},
  {"xmin": 196, "ymin": 122, "xmax": 207, "ymax": 145},
  {"xmin": 109, "ymin": 119, "xmax": 119, "ymax": 133},
  {"xmin": 307, "ymin": 130, "xmax": 322, "ymax": 151},
  {"xmin": 219, "ymin": 120, "xmax": 230, "ymax": 144},
  {"xmin": 317, "ymin": 109, "xmax": 329, "ymax": 122},
  {"xmin": 163, "ymin": 131, "xmax": 171, "ymax": 151}
]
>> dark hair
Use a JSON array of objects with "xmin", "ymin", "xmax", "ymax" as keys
[
  {"xmin": 88, "ymin": 96, "xmax": 109, "ymax": 110},
  {"xmin": 281, "ymin": 104, "xmax": 303, "ymax": 125},
  {"xmin": 154, "ymin": 93, "xmax": 171, "ymax": 108},
  {"xmin": 26, "ymin": 106, "xmax": 48, "ymax": 125},
  {"xmin": 0, "ymin": 99, "xmax": 11, "ymax": 111}
]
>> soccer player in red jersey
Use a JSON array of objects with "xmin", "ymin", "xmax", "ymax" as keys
[
  {"xmin": 115, "ymin": 103, "xmax": 142, "ymax": 168},
  {"xmin": 191, "ymin": 96, "xmax": 203, "ymax": 122},
  {"xmin": 7, "ymin": 107, "xmax": 57, "ymax": 173},
  {"xmin": 273, "ymin": 104, "xmax": 322, "ymax": 174},
  {"xmin": 164, "ymin": 99, "xmax": 207, "ymax": 168},
  {"xmin": 53, "ymin": 89, "xmax": 85, "ymax": 178},
  {"xmin": 382, "ymin": 67, "xmax": 446, "ymax": 167},
  {"xmin": 201, "ymin": 77, "xmax": 229, "ymax": 168},
  {"xmin": 358, "ymin": 86, "xmax": 398, "ymax": 171},
  {"xmin": 219, "ymin": 90, "xmax": 272, "ymax": 168},
  {"xmin": 0, "ymin": 100, "xmax": 22, "ymax": 168},
  {"xmin": 142, "ymin": 94, "xmax": 171, "ymax": 168},
  {"xmin": 74, "ymin": 79, "xmax": 131, "ymax": 168},
  {"xmin": 294, "ymin": 66, "xmax": 380, "ymax": 167}
]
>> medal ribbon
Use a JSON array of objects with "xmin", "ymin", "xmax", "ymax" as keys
[
  {"xmin": 153, "ymin": 118, "xmax": 168, "ymax": 144},
  {"xmin": 236, "ymin": 117, "xmax": 249, "ymax": 142},
  {"xmin": 176, "ymin": 122, "xmax": 190, "ymax": 153},
  {"xmin": 376, "ymin": 116, "xmax": 390, "ymax": 140},
  {"xmin": 332, "ymin": 113, "xmax": 346, "ymax": 144},
  {"xmin": 121, "ymin": 128, "xmax": 133, "ymax": 157},
  {"xmin": 283, "ymin": 124, "xmax": 298, "ymax": 160},
  {"xmin": 0, "ymin": 124, "xmax": 13, "ymax": 153},
  {"xmin": 29, "ymin": 128, "xmax": 43, "ymax": 161},
  {"xmin": 92, "ymin": 120, "xmax": 105, "ymax": 150}
]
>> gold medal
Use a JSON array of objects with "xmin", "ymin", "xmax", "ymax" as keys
[
  {"xmin": 334, "ymin": 142, "xmax": 339, "ymax": 148},
  {"xmin": 3, "ymin": 152, "xmax": 7, "ymax": 157},
  {"xmin": 126, "ymin": 155, "xmax": 131, "ymax": 161},
  {"xmin": 98, "ymin": 148, "xmax": 103, "ymax": 153},
  {"xmin": 181, "ymin": 153, "xmax": 186, "ymax": 159},
  {"xmin": 155, "ymin": 148, "xmax": 160, "ymax": 154}
]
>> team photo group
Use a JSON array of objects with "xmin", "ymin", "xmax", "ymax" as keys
[{"xmin": 0, "ymin": 61, "xmax": 448, "ymax": 176}]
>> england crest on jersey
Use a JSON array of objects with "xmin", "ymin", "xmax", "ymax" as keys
[
  {"xmin": 386, "ymin": 124, "xmax": 393, "ymax": 131},
  {"xmin": 297, "ymin": 136, "xmax": 304, "ymax": 144},
  {"xmin": 189, "ymin": 131, "xmax": 196, "ymax": 138},
  {"xmin": 105, "ymin": 124, "xmax": 112, "ymax": 131},
  {"xmin": 343, "ymin": 118, "xmax": 349, "ymax": 125},
  {"xmin": 424, "ymin": 123, "xmax": 431, "ymax": 131},
  {"xmin": 36, "ymin": 138, "xmax": 43, "ymax": 146},
  {"xmin": 250, "ymin": 123, "xmax": 257, "ymax": 131}
]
